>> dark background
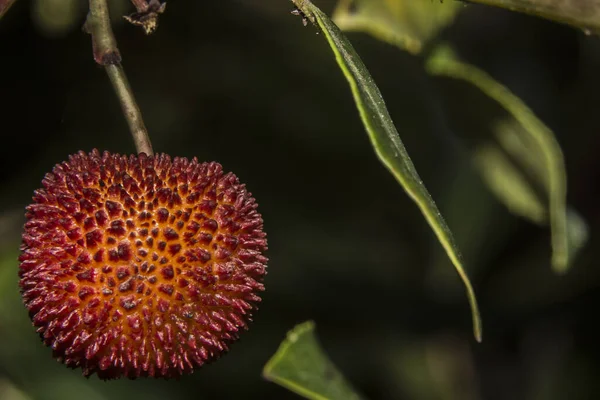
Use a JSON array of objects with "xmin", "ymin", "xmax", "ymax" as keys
[{"xmin": 1, "ymin": 0, "xmax": 600, "ymax": 399}]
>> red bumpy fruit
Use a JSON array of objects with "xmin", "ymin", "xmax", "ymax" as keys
[{"xmin": 18, "ymin": 150, "xmax": 268, "ymax": 379}]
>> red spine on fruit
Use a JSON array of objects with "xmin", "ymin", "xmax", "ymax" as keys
[{"xmin": 18, "ymin": 149, "xmax": 268, "ymax": 379}]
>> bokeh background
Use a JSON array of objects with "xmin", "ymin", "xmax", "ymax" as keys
[{"xmin": 1, "ymin": 0, "xmax": 600, "ymax": 399}]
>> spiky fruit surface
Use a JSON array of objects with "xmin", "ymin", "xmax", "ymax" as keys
[{"xmin": 18, "ymin": 150, "xmax": 267, "ymax": 379}]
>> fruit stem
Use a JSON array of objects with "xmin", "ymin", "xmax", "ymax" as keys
[
  {"xmin": 85, "ymin": 0, "xmax": 154, "ymax": 156},
  {"xmin": 105, "ymin": 64, "xmax": 154, "ymax": 156}
]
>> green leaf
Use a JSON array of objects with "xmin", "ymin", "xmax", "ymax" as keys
[
  {"xmin": 32, "ymin": 0, "xmax": 84, "ymax": 37},
  {"xmin": 473, "ymin": 140, "xmax": 547, "ymax": 225},
  {"xmin": 0, "ymin": 378, "xmax": 32, "ymax": 400},
  {"xmin": 332, "ymin": 0, "xmax": 462, "ymax": 54},
  {"xmin": 291, "ymin": 0, "xmax": 482, "ymax": 342},
  {"xmin": 263, "ymin": 321, "xmax": 362, "ymax": 400},
  {"xmin": 426, "ymin": 45, "xmax": 583, "ymax": 273},
  {"xmin": 462, "ymin": 0, "xmax": 600, "ymax": 34}
]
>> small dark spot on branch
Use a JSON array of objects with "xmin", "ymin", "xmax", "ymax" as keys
[{"xmin": 101, "ymin": 51, "xmax": 122, "ymax": 65}]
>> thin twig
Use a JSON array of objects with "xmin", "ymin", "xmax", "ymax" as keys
[
  {"xmin": 105, "ymin": 65, "xmax": 154, "ymax": 156},
  {"xmin": 86, "ymin": 0, "xmax": 154, "ymax": 156}
]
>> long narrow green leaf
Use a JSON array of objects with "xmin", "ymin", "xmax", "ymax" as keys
[
  {"xmin": 426, "ymin": 45, "xmax": 572, "ymax": 273},
  {"xmin": 291, "ymin": 0, "xmax": 482, "ymax": 341},
  {"xmin": 263, "ymin": 321, "xmax": 363, "ymax": 400}
]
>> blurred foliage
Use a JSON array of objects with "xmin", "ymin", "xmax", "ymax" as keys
[
  {"xmin": 263, "ymin": 321, "xmax": 362, "ymax": 400},
  {"xmin": 2, "ymin": 0, "xmax": 600, "ymax": 399},
  {"xmin": 332, "ymin": 0, "xmax": 462, "ymax": 54},
  {"xmin": 31, "ymin": 0, "xmax": 82, "ymax": 37},
  {"xmin": 0, "ymin": 378, "xmax": 31, "ymax": 400},
  {"xmin": 464, "ymin": 0, "xmax": 600, "ymax": 33},
  {"xmin": 332, "ymin": 0, "xmax": 600, "ymax": 36},
  {"xmin": 426, "ymin": 44, "xmax": 582, "ymax": 272}
]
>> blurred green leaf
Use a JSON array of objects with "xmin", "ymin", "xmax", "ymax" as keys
[
  {"xmin": 473, "ymin": 141, "xmax": 547, "ymax": 225},
  {"xmin": 0, "ymin": 378, "xmax": 31, "ymax": 400},
  {"xmin": 332, "ymin": 0, "xmax": 462, "ymax": 54},
  {"xmin": 387, "ymin": 334, "xmax": 478, "ymax": 400},
  {"xmin": 564, "ymin": 208, "xmax": 588, "ymax": 257},
  {"xmin": 0, "ymin": 0, "xmax": 17, "ymax": 20},
  {"xmin": 464, "ymin": 0, "xmax": 600, "ymax": 34},
  {"xmin": 32, "ymin": 0, "xmax": 84, "ymax": 37},
  {"xmin": 475, "ymin": 120, "xmax": 589, "ymax": 258},
  {"xmin": 263, "ymin": 321, "xmax": 362, "ymax": 400},
  {"xmin": 426, "ymin": 45, "xmax": 584, "ymax": 273},
  {"xmin": 292, "ymin": 0, "xmax": 482, "ymax": 342}
]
